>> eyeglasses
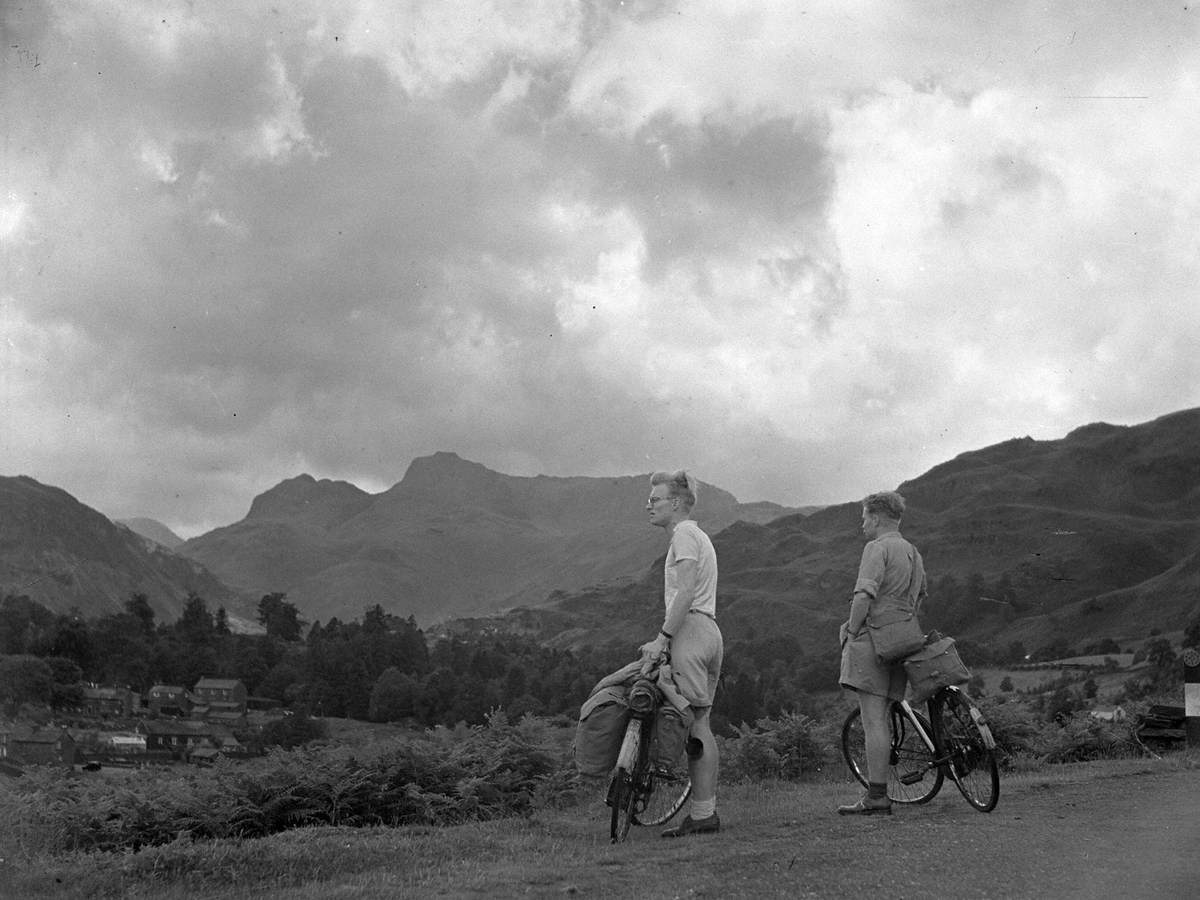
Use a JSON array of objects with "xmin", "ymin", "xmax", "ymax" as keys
[{"xmin": 647, "ymin": 495, "xmax": 675, "ymax": 505}]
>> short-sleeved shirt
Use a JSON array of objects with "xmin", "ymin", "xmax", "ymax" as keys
[
  {"xmin": 665, "ymin": 519, "xmax": 717, "ymax": 618},
  {"xmin": 854, "ymin": 530, "xmax": 926, "ymax": 617},
  {"xmin": 841, "ymin": 529, "xmax": 925, "ymax": 701}
]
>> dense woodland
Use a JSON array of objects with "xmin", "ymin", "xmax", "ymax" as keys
[{"xmin": 1, "ymin": 591, "xmax": 828, "ymax": 734}]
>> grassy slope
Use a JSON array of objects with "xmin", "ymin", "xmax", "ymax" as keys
[{"xmin": 4, "ymin": 757, "xmax": 1197, "ymax": 900}]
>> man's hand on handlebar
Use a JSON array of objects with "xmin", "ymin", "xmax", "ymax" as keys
[{"xmin": 638, "ymin": 632, "xmax": 671, "ymax": 675}]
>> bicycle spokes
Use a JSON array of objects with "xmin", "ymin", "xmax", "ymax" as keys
[{"xmin": 935, "ymin": 690, "xmax": 1000, "ymax": 813}]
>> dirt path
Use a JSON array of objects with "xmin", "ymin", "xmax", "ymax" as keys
[{"xmin": 462, "ymin": 765, "xmax": 1200, "ymax": 900}]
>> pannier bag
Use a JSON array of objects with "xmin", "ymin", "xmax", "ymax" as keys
[
  {"xmin": 650, "ymin": 703, "xmax": 694, "ymax": 773},
  {"xmin": 868, "ymin": 607, "xmax": 926, "ymax": 662},
  {"xmin": 904, "ymin": 636, "xmax": 972, "ymax": 704},
  {"xmin": 573, "ymin": 684, "xmax": 630, "ymax": 776}
]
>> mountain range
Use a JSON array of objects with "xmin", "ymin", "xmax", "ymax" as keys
[
  {"xmin": 177, "ymin": 453, "xmax": 800, "ymax": 623},
  {"xmin": 5, "ymin": 408, "xmax": 1199, "ymax": 658}
]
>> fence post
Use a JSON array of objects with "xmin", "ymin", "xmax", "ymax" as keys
[{"xmin": 1185, "ymin": 647, "xmax": 1200, "ymax": 748}]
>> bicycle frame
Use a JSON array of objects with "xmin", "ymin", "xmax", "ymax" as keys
[
  {"xmin": 608, "ymin": 676, "xmax": 692, "ymax": 841},
  {"xmin": 894, "ymin": 687, "xmax": 996, "ymax": 775}
]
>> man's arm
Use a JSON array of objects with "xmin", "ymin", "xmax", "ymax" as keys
[
  {"xmin": 640, "ymin": 558, "xmax": 698, "ymax": 671},
  {"xmin": 847, "ymin": 589, "xmax": 872, "ymax": 636},
  {"xmin": 845, "ymin": 542, "xmax": 882, "ymax": 638}
]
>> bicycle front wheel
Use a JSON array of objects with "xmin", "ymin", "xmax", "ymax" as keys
[
  {"xmin": 932, "ymin": 688, "xmax": 1000, "ymax": 812},
  {"xmin": 632, "ymin": 767, "xmax": 691, "ymax": 827},
  {"xmin": 842, "ymin": 705, "xmax": 943, "ymax": 804},
  {"xmin": 609, "ymin": 768, "xmax": 637, "ymax": 842}
]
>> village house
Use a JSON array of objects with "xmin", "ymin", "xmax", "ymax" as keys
[
  {"xmin": 0, "ymin": 724, "xmax": 76, "ymax": 768},
  {"xmin": 192, "ymin": 677, "xmax": 248, "ymax": 715},
  {"xmin": 147, "ymin": 684, "xmax": 191, "ymax": 717},
  {"xmin": 136, "ymin": 719, "xmax": 243, "ymax": 760},
  {"xmin": 80, "ymin": 685, "xmax": 140, "ymax": 718}
]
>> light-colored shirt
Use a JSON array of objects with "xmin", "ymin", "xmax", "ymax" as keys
[
  {"xmin": 854, "ymin": 530, "xmax": 926, "ymax": 614},
  {"xmin": 665, "ymin": 519, "xmax": 718, "ymax": 617}
]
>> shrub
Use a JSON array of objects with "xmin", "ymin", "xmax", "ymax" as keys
[
  {"xmin": 975, "ymin": 697, "xmax": 1042, "ymax": 762},
  {"xmin": 1037, "ymin": 711, "xmax": 1142, "ymax": 763},
  {"xmin": 719, "ymin": 711, "xmax": 833, "ymax": 781},
  {"xmin": 1, "ymin": 714, "xmax": 568, "ymax": 856}
]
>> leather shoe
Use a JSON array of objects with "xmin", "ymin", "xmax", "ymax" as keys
[
  {"xmin": 661, "ymin": 813, "xmax": 720, "ymax": 837},
  {"xmin": 837, "ymin": 795, "xmax": 892, "ymax": 816}
]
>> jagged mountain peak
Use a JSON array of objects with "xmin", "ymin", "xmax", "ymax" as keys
[{"xmin": 246, "ymin": 474, "xmax": 371, "ymax": 525}]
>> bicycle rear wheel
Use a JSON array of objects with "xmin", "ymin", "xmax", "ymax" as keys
[
  {"xmin": 842, "ymin": 705, "xmax": 942, "ymax": 804},
  {"xmin": 608, "ymin": 768, "xmax": 637, "ymax": 842},
  {"xmin": 632, "ymin": 767, "xmax": 691, "ymax": 827},
  {"xmin": 932, "ymin": 688, "xmax": 1000, "ymax": 812}
]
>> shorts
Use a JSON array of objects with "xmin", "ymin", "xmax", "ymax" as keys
[
  {"xmin": 671, "ymin": 611, "xmax": 723, "ymax": 708},
  {"xmin": 839, "ymin": 628, "xmax": 907, "ymax": 702}
]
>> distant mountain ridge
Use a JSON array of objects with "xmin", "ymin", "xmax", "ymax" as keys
[
  {"xmin": 179, "ymin": 453, "xmax": 801, "ymax": 624},
  {"xmin": 481, "ymin": 408, "xmax": 1200, "ymax": 657},
  {"xmin": 0, "ymin": 476, "xmax": 249, "ymax": 623}
]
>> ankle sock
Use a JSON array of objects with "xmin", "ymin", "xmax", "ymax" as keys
[
  {"xmin": 690, "ymin": 798, "xmax": 716, "ymax": 820},
  {"xmin": 867, "ymin": 782, "xmax": 888, "ymax": 801}
]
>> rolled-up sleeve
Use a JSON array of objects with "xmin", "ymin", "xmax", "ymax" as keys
[{"xmin": 854, "ymin": 541, "xmax": 885, "ymax": 598}]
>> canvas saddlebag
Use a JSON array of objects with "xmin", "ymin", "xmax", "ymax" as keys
[
  {"xmin": 649, "ymin": 703, "xmax": 694, "ymax": 773},
  {"xmin": 904, "ymin": 636, "xmax": 972, "ymax": 704},
  {"xmin": 867, "ymin": 607, "xmax": 926, "ymax": 663},
  {"xmin": 573, "ymin": 683, "xmax": 631, "ymax": 776}
]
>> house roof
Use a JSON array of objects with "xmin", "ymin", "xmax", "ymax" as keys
[
  {"xmin": 82, "ymin": 686, "xmax": 133, "ymax": 700},
  {"xmin": 194, "ymin": 678, "xmax": 244, "ymax": 690},
  {"xmin": 149, "ymin": 685, "xmax": 187, "ymax": 695},
  {"xmin": 137, "ymin": 719, "xmax": 231, "ymax": 739},
  {"xmin": 2, "ymin": 726, "xmax": 72, "ymax": 744}
]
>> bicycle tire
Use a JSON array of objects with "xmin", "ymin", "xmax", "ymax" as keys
[
  {"xmin": 609, "ymin": 768, "xmax": 637, "ymax": 842},
  {"xmin": 632, "ymin": 767, "xmax": 692, "ymax": 827},
  {"xmin": 842, "ymin": 705, "xmax": 943, "ymax": 804},
  {"xmin": 932, "ymin": 688, "xmax": 1000, "ymax": 812}
]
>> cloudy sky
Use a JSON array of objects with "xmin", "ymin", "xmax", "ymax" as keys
[{"xmin": 3, "ymin": 1, "xmax": 1198, "ymax": 537}]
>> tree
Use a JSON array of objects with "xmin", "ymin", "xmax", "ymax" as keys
[
  {"xmin": 257, "ymin": 661, "xmax": 302, "ymax": 702},
  {"xmin": 125, "ymin": 593, "xmax": 156, "ymax": 635},
  {"xmin": 258, "ymin": 593, "xmax": 303, "ymax": 642},
  {"xmin": 177, "ymin": 593, "xmax": 214, "ymax": 641},
  {"xmin": 37, "ymin": 613, "xmax": 94, "ymax": 673},
  {"xmin": 999, "ymin": 676, "xmax": 1014, "ymax": 693},
  {"xmin": 368, "ymin": 667, "xmax": 419, "ymax": 722},
  {"xmin": 0, "ymin": 655, "xmax": 54, "ymax": 713},
  {"xmin": 0, "ymin": 595, "xmax": 57, "ymax": 655},
  {"xmin": 1183, "ymin": 617, "xmax": 1200, "ymax": 650}
]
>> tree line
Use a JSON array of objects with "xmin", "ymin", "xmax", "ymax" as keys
[{"xmin": 0, "ymin": 592, "xmax": 854, "ymax": 734}]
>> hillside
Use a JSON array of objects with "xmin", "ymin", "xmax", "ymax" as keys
[
  {"xmin": 179, "ymin": 454, "xmax": 799, "ymax": 624},
  {"xmin": 118, "ymin": 518, "xmax": 184, "ymax": 550},
  {"xmin": 0, "ymin": 476, "xmax": 250, "ymax": 622},
  {"xmin": 487, "ymin": 408, "xmax": 1200, "ymax": 658}
]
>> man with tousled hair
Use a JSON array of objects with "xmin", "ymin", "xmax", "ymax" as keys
[
  {"xmin": 640, "ymin": 469, "xmax": 724, "ymax": 837},
  {"xmin": 838, "ymin": 490, "xmax": 927, "ymax": 815}
]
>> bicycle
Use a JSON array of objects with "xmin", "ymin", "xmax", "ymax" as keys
[
  {"xmin": 607, "ymin": 674, "xmax": 693, "ymax": 842},
  {"xmin": 841, "ymin": 684, "xmax": 1000, "ymax": 812}
]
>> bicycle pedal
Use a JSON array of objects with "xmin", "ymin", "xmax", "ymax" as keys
[{"xmin": 899, "ymin": 771, "xmax": 926, "ymax": 785}]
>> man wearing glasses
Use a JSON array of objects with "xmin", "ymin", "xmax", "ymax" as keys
[{"xmin": 641, "ymin": 470, "xmax": 723, "ymax": 837}]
